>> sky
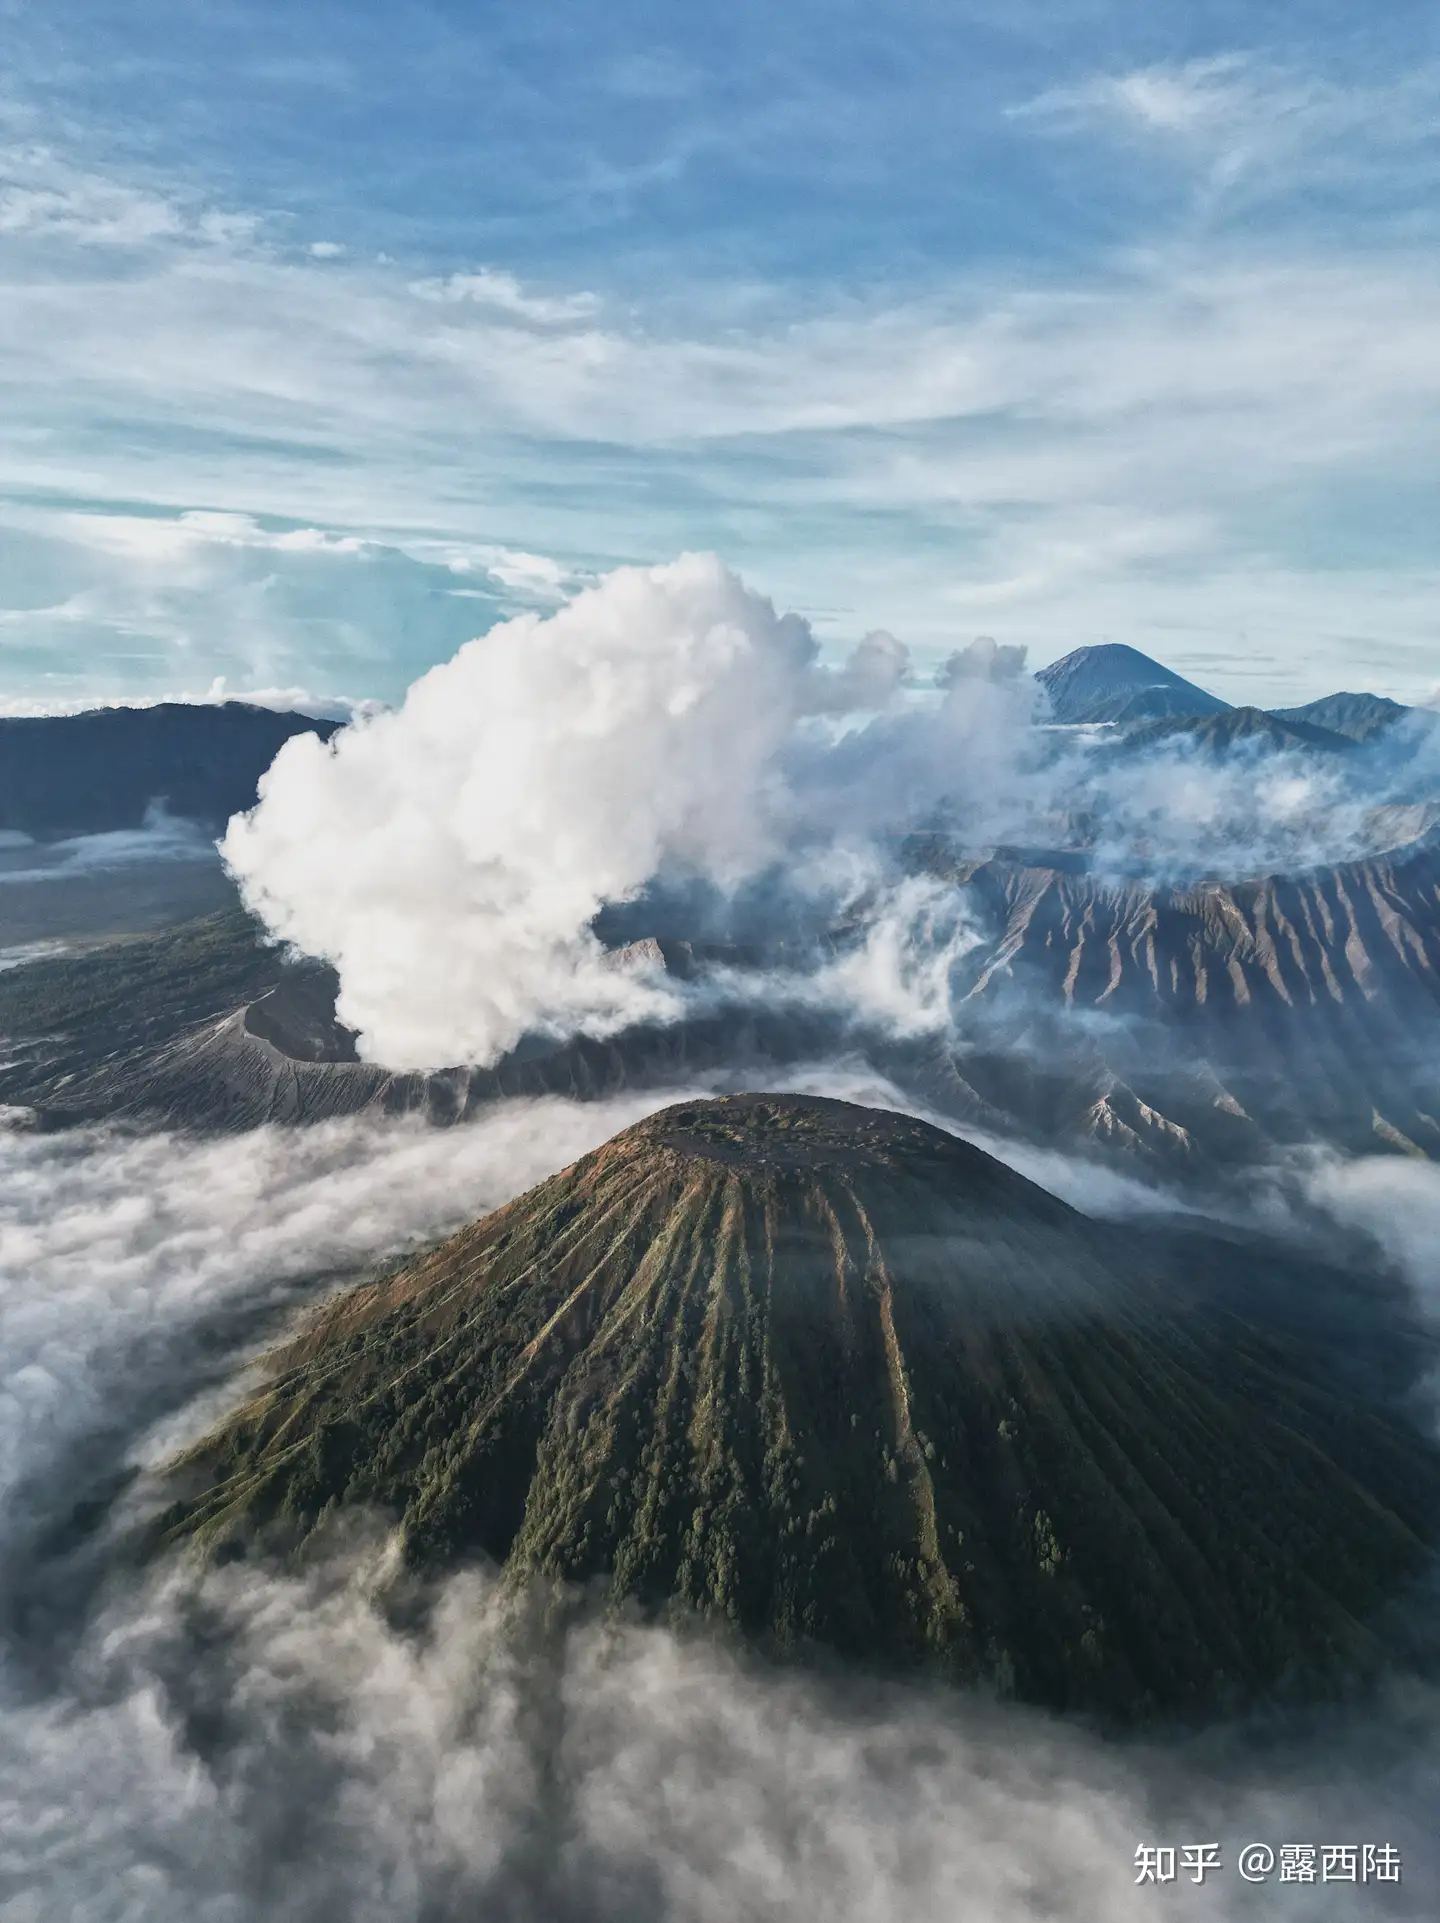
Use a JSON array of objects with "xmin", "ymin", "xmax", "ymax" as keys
[{"xmin": 1, "ymin": 0, "xmax": 1438, "ymax": 712}]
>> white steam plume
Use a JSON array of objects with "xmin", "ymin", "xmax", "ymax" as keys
[
  {"xmin": 222, "ymin": 555, "xmax": 822, "ymax": 1069},
  {"xmin": 221, "ymin": 556, "xmax": 1048, "ymax": 1070},
  {"xmin": 222, "ymin": 552, "xmax": 1440, "ymax": 1075}
]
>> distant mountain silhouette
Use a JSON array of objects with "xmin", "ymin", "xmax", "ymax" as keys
[
  {"xmin": 1271, "ymin": 692, "xmax": 1416, "ymax": 743},
  {"xmin": 1036, "ymin": 644, "xmax": 1230, "ymax": 725},
  {"xmin": 0, "ymin": 702, "xmax": 341, "ymax": 837},
  {"xmin": 1113, "ymin": 706, "xmax": 1353, "ymax": 757},
  {"xmin": 157, "ymin": 1094, "xmax": 1440, "ymax": 1719}
]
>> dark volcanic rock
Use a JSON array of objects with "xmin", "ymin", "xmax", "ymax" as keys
[
  {"xmin": 157, "ymin": 1094, "xmax": 1440, "ymax": 1719},
  {"xmin": 1036, "ymin": 644, "xmax": 1230, "ymax": 726}
]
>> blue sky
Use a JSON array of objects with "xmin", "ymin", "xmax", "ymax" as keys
[{"xmin": 1, "ymin": 0, "xmax": 1438, "ymax": 709}]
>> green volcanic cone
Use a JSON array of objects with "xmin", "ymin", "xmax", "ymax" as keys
[{"xmin": 158, "ymin": 1094, "xmax": 1440, "ymax": 1717}]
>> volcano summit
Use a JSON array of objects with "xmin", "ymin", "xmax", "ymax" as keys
[{"xmin": 158, "ymin": 1095, "xmax": 1440, "ymax": 1720}]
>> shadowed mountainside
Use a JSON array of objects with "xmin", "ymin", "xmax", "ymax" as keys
[
  {"xmin": 156, "ymin": 1094, "xmax": 1440, "ymax": 1720},
  {"xmin": 1110, "ymin": 706, "xmax": 1352, "ymax": 758},
  {"xmin": 0, "ymin": 702, "xmax": 340, "ymax": 836},
  {"xmin": 1272, "ymin": 692, "xmax": 1416, "ymax": 743},
  {"xmin": 915, "ymin": 827, "xmax": 1440, "ymax": 1160}
]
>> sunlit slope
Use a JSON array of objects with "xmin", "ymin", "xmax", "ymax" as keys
[{"xmin": 160, "ymin": 1095, "xmax": 1439, "ymax": 1717}]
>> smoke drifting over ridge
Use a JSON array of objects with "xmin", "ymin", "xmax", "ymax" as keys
[
  {"xmin": 221, "ymin": 555, "xmax": 1440, "ymax": 1073},
  {"xmin": 2, "ymin": 1104, "xmax": 1438, "ymax": 1923},
  {"xmin": 221, "ymin": 555, "xmax": 1043, "ymax": 1068}
]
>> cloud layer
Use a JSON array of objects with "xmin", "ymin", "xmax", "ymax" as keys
[
  {"xmin": 3, "ymin": 56, "xmax": 1440, "ymax": 708},
  {"xmin": 0, "ymin": 1095, "xmax": 686, "ymax": 1560}
]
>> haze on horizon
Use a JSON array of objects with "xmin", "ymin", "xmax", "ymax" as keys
[{"xmin": 2, "ymin": 0, "xmax": 1439, "ymax": 716}]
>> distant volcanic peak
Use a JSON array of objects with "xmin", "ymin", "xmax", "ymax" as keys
[
  {"xmin": 1037, "ymin": 644, "xmax": 1230, "ymax": 726},
  {"xmin": 159, "ymin": 1094, "xmax": 1440, "ymax": 1720}
]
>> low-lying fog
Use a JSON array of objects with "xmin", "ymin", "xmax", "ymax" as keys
[
  {"xmin": 0, "ymin": 805, "xmax": 234, "ymax": 956},
  {"xmin": 2, "ymin": 1088, "xmax": 1436, "ymax": 1921}
]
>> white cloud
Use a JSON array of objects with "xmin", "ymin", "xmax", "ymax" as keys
[
  {"xmin": 0, "ymin": 1097, "xmax": 687, "ymax": 1528},
  {"xmin": 408, "ymin": 267, "xmax": 600, "ymax": 325},
  {"xmin": 309, "ymin": 240, "xmax": 345, "ymax": 259},
  {"xmin": 1301, "ymin": 1156, "xmax": 1440, "ymax": 1324},
  {"xmin": 0, "ymin": 802, "xmax": 216, "ymax": 885},
  {"xmin": 1017, "ymin": 55, "xmax": 1278, "ymax": 139},
  {"xmin": 2, "ymin": 1527, "xmax": 1434, "ymax": 1921},
  {"xmin": 62, "ymin": 508, "xmax": 369, "ymax": 563},
  {"xmin": 0, "ymin": 143, "xmax": 185, "ymax": 245},
  {"xmin": 221, "ymin": 554, "xmax": 823, "ymax": 1067},
  {"xmin": 2, "ymin": 134, "xmax": 1440, "ymax": 703},
  {"xmin": 439, "ymin": 542, "xmax": 578, "ymax": 602},
  {"xmin": 1013, "ymin": 56, "xmax": 1440, "ymax": 204},
  {"xmin": 0, "ymin": 141, "xmax": 270, "ymax": 252},
  {"xmin": 0, "ymin": 504, "xmax": 514, "ymax": 711}
]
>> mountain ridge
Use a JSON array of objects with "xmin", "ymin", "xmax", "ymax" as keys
[
  {"xmin": 0, "ymin": 701, "xmax": 341, "ymax": 836},
  {"xmin": 1111, "ymin": 706, "xmax": 1354, "ymax": 757},
  {"xmin": 5, "ymin": 813, "xmax": 1440, "ymax": 1168},
  {"xmin": 1272, "ymin": 692, "xmax": 1416, "ymax": 743}
]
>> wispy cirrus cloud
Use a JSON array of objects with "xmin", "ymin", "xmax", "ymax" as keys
[
  {"xmin": 0, "ymin": 141, "xmax": 260, "ymax": 248},
  {"xmin": 2, "ymin": 33, "xmax": 1440, "ymax": 710},
  {"xmin": 1016, "ymin": 54, "xmax": 1328, "ymax": 141},
  {"xmin": 0, "ymin": 144, "xmax": 185, "ymax": 245},
  {"xmin": 1013, "ymin": 54, "xmax": 1440, "ymax": 207},
  {"xmin": 408, "ymin": 268, "xmax": 601, "ymax": 326}
]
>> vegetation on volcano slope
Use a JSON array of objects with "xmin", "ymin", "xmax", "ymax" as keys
[{"xmin": 157, "ymin": 1094, "xmax": 1440, "ymax": 1719}]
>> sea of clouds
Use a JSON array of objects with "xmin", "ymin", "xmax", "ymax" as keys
[{"xmin": 1, "ymin": 1096, "xmax": 1438, "ymax": 1921}]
